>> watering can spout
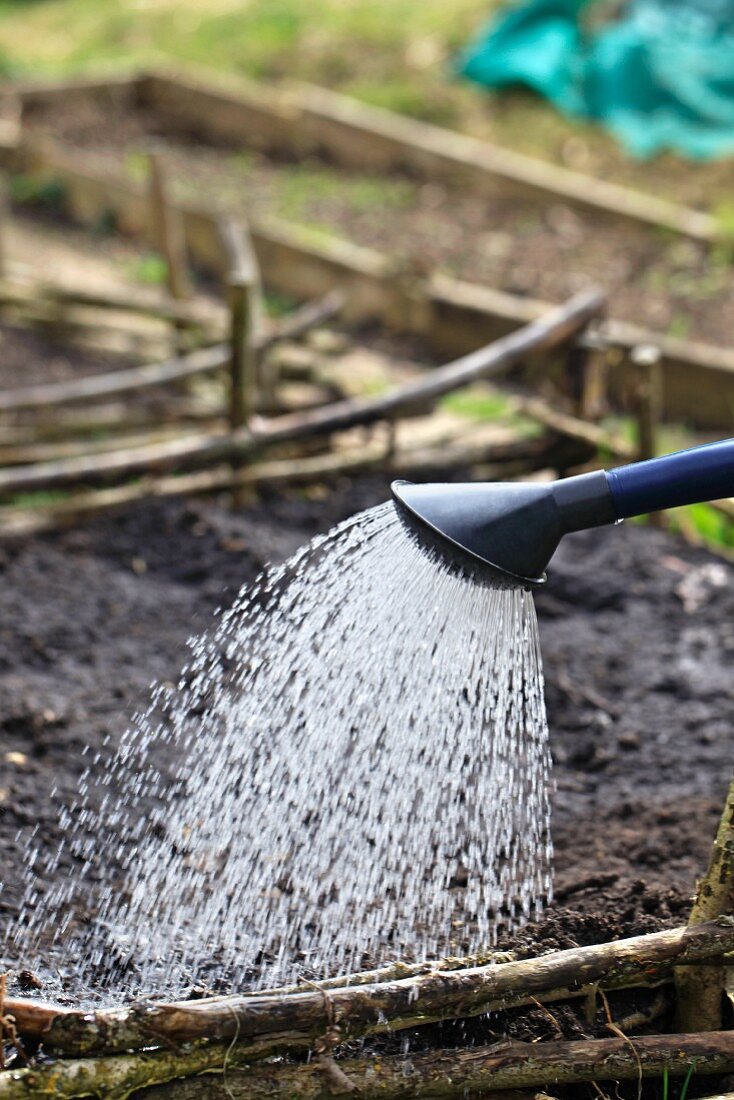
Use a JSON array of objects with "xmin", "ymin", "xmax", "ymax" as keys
[{"xmin": 392, "ymin": 436, "xmax": 734, "ymax": 587}]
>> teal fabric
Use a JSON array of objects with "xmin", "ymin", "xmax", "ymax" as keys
[{"xmin": 458, "ymin": 0, "xmax": 734, "ymax": 159}]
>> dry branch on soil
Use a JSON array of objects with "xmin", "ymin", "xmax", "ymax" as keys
[
  {"xmin": 8, "ymin": 919, "xmax": 734, "ymax": 1057},
  {"xmin": 0, "ymin": 289, "xmax": 603, "ymax": 495},
  {"xmin": 0, "ymin": 291, "xmax": 344, "ymax": 412},
  {"xmin": 2, "ymin": 1031, "xmax": 734, "ymax": 1100}
]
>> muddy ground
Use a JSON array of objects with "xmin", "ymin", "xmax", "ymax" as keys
[
  {"xmin": 22, "ymin": 96, "xmax": 734, "ymax": 347},
  {"xmin": 1, "ymin": 470, "xmax": 731, "ymax": 993}
]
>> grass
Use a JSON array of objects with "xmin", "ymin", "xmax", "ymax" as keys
[
  {"xmin": 440, "ymin": 387, "xmax": 512, "ymax": 422},
  {"xmin": 277, "ymin": 166, "xmax": 415, "ymax": 220},
  {"xmin": 2, "ymin": 0, "xmax": 734, "ymax": 209},
  {"xmin": 10, "ymin": 488, "xmax": 70, "ymax": 508},
  {"xmin": 0, "ymin": 0, "xmax": 493, "ymax": 127},
  {"xmin": 127, "ymin": 253, "xmax": 169, "ymax": 286},
  {"xmin": 661, "ymin": 1061, "xmax": 697, "ymax": 1100}
]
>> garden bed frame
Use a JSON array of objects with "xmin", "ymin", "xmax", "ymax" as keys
[
  {"xmin": 1, "ymin": 64, "xmax": 734, "ymax": 1100},
  {"xmin": 2, "ymin": 65, "xmax": 734, "ymax": 427},
  {"xmin": 3, "ymin": 778, "xmax": 734, "ymax": 1098}
]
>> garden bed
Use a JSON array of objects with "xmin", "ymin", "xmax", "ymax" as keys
[
  {"xmin": 20, "ymin": 87, "xmax": 734, "ymax": 349},
  {"xmin": 2, "ymin": 472, "xmax": 731, "ymax": 996}
]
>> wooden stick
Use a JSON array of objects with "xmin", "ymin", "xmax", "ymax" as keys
[
  {"xmin": 0, "ymin": 292, "xmax": 345, "ymax": 413},
  {"xmin": 1, "ymin": 1031, "xmax": 733, "ymax": 1100},
  {"xmin": 0, "ymin": 433, "xmax": 565, "ymax": 535},
  {"xmin": 9, "ymin": 919, "xmax": 734, "ymax": 1056},
  {"xmin": 146, "ymin": 143, "xmax": 192, "ymax": 356},
  {"xmin": 227, "ymin": 277, "xmax": 255, "ymax": 428},
  {"xmin": 260, "ymin": 289, "xmax": 344, "ymax": 353},
  {"xmin": 0, "ymin": 272, "xmax": 216, "ymax": 324},
  {"xmin": 632, "ymin": 343, "xmax": 664, "ymax": 526},
  {"xmin": 22, "ymin": 281, "xmax": 220, "ymax": 329},
  {"xmin": 632, "ymin": 343, "xmax": 663, "ymax": 463},
  {"xmin": 509, "ymin": 393, "xmax": 634, "ymax": 461},
  {"xmin": 0, "ymin": 175, "xmax": 10, "ymax": 283},
  {"xmin": 0, "ymin": 447, "xmax": 389, "ymax": 535},
  {"xmin": 146, "ymin": 144, "xmax": 192, "ymax": 303},
  {"xmin": 0, "ymin": 426, "xmax": 198, "ymax": 467},
  {"xmin": 0, "ymin": 290, "xmax": 604, "ymax": 495},
  {"xmin": 0, "ymin": 344, "xmax": 229, "ymax": 412},
  {"xmin": 676, "ymin": 774, "xmax": 734, "ymax": 1031},
  {"xmin": 578, "ymin": 332, "xmax": 610, "ymax": 422}
]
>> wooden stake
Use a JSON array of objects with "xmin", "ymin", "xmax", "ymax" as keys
[
  {"xmin": 219, "ymin": 216, "xmax": 263, "ymax": 334},
  {"xmin": 146, "ymin": 144, "xmax": 192, "ymax": 353},
  {"xmin": 675, "ymin": 772, "xmax": 734, "ymax": 1031},
  {"xmin": 578, "ymin": 331, "xmax": 610, "ymax": 422},
  {"xmin": 227, "ymin": 274, "xmax": 256, "ymax": 507},
  {"xmin": 631, "ymin": 343, "xmax": 664, "ymax": 525},
  {"xmin": 632, "ymin": 344, "xmax": 663, "ymax": 462},
  {"xmin": 0, "ymin": 175, "xmax": 10, "ymax": 283}
]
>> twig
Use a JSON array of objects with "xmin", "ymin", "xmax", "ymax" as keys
[
  {"xmin": 599, "ymin": 988, "xmax": 642, "ymax": 1100},
  {"xmin": 676, "ymin": 772, "xmax": 734, "ymax": 1031},
  {"xmin": 1, "ymin": 1031, "xmax": 733, "ymax": 1099},
  {"xmin": 0, "ymin": 973, "xmax": 27, "ymax": 1069}
]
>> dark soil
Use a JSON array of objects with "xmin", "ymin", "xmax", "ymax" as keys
[
  {"xmin": 1, "ymin": 470, "xmax": 731, "ymax": 992},
  {"xmin": 0, "ymin": 325, "xmax": 128, "ymax": 389},
  {"xmin": 22, "ymin": 96, "xmax": 734, "ymax": 347}
]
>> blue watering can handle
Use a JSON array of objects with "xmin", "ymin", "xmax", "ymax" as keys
[{"xmin": 606, "ymin": 437, "xmax": 734, "ymax": 520}]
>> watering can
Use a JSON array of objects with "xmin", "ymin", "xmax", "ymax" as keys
[{"xmin": 392, "ymin": 437, "xmax": 734, "ymax": 586}]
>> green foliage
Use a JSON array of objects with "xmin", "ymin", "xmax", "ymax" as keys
[
  {"xmin": 277, "ymin": 166, "xmax": 414, "ymax": 220},
  {"xmin": 127, "ymin": 253, "xmax": 168, "ymax": 286},
  {"xmin": 440, "ymin": 388, "xmax": 511, "ymax": 421},
  {"xmin": 659, "ymin": 1058, "xmax": 698, "ymax": 1100},
  {"xmin": 11, "ymin": 488, "xmax": 69, "ymax": 508},
  {"xmin": 124, "ymin": 150, "xmax": 149, "ymax": 183},
  {"xmin": 667, "ymin": 313, "xmax": 692, "ymax": 339},
  {"xmin": 669, "ymin": 502, "xmax": 734, "ymax": 550},
  {"xmin": 714, "ymin": 199, "xmax": 734, "ymax": 242},
  {"xmin": 264, "ymin": 290, "xmax": 298, "ymax": 317},
  {"xmin": 679, "ymin": 1059, "xmax": 697, "ymax": 1100},
  {"xmin": 10, "ymin": 171, "xmax": 66, "ymax": 209}
]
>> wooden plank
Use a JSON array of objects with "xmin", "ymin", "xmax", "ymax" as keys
[
  {"xmin": 296, "ymin": 83, "xmax": 716, "ymax": 241},
  {"xmin": 6, "ymin": 71, "xmax": 143, "ymax": 110},
  {"xmin": 133, "ymin": 66, "xmax": 717, "ymax": 243},
  {"xmin": 139, "ymin": 67, "xmax": 296, "ymax": 152},
  {"xmin": 14, "ymin": 65, "xmax": 716, "ymax": 242}
]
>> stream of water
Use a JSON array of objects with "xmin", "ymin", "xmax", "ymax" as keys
[{"xmin": 9, "ymin": 501, "xmax": 553, "ymax": 998}]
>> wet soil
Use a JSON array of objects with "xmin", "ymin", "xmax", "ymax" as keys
[
  {"xmin": 1, "ymin": 472, "xmax": 731, "ymax": 997},
  {"xmin": 22, "ymin": 97, "xmax": 734, "ymax": 347}
]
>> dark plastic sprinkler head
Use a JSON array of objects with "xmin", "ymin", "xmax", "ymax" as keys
[{"xmin": 392, "ymin": 436, "xmax": 734, "ymax": 588}]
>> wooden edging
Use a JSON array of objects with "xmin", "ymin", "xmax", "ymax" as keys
[
  {"xmin": 8, "ymin": 919, "xmax": 734, "ymax": 1055},
  {"xmin": 0, "ymin": 289, "xmax": 602, "ymax": 496},
  {"xmin": 0, "ymin": 1032, "xmax": 732, "ymax": 1100},
  {"xmin": 4, "ymin": 129, "xmax": 734, "ymax": 428},
  {"xmin": 15, "ymin": 64, "xmax": 717, "ymax": 243}
]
